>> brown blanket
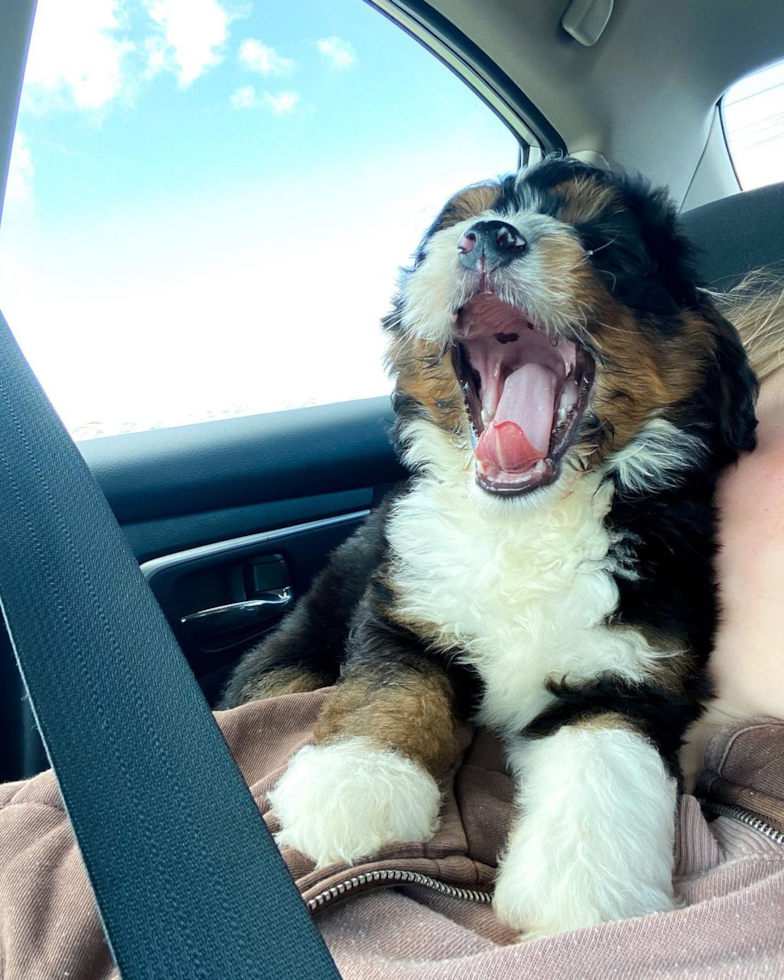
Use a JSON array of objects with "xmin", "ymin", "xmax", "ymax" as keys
[{"xmin": 2, "ymin": 690, "xmax": 783, "ymax": 978}]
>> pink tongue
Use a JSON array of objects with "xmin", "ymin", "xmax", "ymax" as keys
[{"xmin": 476, "ymin": 363, "xmax": 557, "ymax": 472}]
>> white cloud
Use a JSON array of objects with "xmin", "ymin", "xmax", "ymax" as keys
[
  {"xmin": 144, "ymin": 0, "xmax": 232, "ymax": 86},
  {"xmin": 229, "ymin": 84, "xmax": 257, "ymax": 110},
  {"xmin": 230, "ymin": 86, "xmax": 300, "ymax": 116},
  {"xmin": 262, "ymin": 91, "xmax": 300, "ymax": 116},
  {"xmin": 22, "ymin": 0, "xmax": 134, "ymax": 112},
  {"xmin": 316, "ymin": 36, "xmax": 356, "ymax": 70},
  {"xmin": 238, "ymin": 39, "xmax": 294, "ymax": 76},
  {"xmin": 5, "ymin": 133, "xmax": 34, "ymax": 208}
]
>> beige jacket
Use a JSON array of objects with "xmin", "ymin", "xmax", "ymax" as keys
[{"xmin": 2, "ymin": 690, "xmax": 783, "ymax": 979}]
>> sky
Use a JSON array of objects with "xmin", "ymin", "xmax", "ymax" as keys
[
  {"xmin": 1, "ymin": 2, "xmax": 782, "ymax": 441},
  {"xmin": 0, "ymin": 0, "xmax": 518, "ymax": 439}
]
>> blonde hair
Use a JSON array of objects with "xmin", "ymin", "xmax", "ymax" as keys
[{"xmin": 707, "ymin": 271, "xmax": 784, "ymax": 382}]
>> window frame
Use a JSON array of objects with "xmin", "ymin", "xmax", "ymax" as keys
[
  {"xmin": 367, "ymin": 0, "xmax": 565, "ymax": 161},
  {"xmin": 718, "ymin": 97, "xmax": 744, "ymax": 191}
]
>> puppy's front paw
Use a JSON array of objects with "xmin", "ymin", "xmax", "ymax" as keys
[
  {"xmin": 492, "ymin": 826, "xmax": 677, "ymax": 940},
  {"xmin": 268, "ymin": 736, "xmax": 441, "ymax": 867},
  {"xmin": 494, "ymin": 722, "xmax": 679, "ymax": 938}
]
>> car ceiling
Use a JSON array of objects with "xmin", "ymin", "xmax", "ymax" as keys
[
  {"xmin": 1, "ymin": 0, "xmax": 784, "ymax": 227},
  {"xmin": 414, "ymin": 0, "xmax": 784, "ymax": 206}
]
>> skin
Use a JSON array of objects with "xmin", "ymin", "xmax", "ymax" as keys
[{"xmin": 682, "ymin": 364, "xmax": 784, "ymax": 788}]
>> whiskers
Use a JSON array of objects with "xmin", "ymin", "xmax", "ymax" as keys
[
  {"xmin": 597, "ymin": 268, "xmax": 618, "ymax": 293},
  {"xmin": 567, "ymin": 235, "xmax": 619, "ymax": 274},
  {"xmin": 586, "ymin": 235, "xmax": 619, "ymax": 258}
]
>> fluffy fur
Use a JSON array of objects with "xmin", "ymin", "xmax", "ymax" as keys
[
  {"xmin": 221, "ymin": 158, "xmax": 762, "ymax": 937},
  {"xmin": 385, "ymin": 468, "xmax": 667, "ymax": 737},
  {"xmin": 269, "ymin": 737, "xmax": 440, "ymax": 867},
  {"xmin": 495, "ymin": 723, "xmax": 678, "ymax": 938}
]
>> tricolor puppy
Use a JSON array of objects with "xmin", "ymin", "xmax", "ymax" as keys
[{"xmin": 221, "ymin": 158, "xmax": 757, "ymax": 938}]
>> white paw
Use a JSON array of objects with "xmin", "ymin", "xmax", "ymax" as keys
[
  {"xmin": 494, "ymin": 726, "xmax": 679, "ymax": 938},
  {"xmin": 268, "ymin": 736, "xmax": 441, "ymax": 867},
  {"xmin": 492, "ymin": 834, "xmax": 677, "ymax": 939}
]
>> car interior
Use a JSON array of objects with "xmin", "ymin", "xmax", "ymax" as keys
[{"xmin": 1, "ymin": 0, "xmax": 783, "ymax": 975}]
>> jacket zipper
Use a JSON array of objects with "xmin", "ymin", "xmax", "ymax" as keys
[
  {"xmin": 700, "ymin": 799, "xmax": 784, "ymax": 845},
  {"xmin": 307, "ymin": 868, "xmax": 492, "ymax": 914},
  {"xmin": 308, "ymin": 803, "xmax": 784, "ymax": 915}
]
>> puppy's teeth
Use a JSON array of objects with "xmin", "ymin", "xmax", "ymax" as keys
[
  {"xmin": 481, "ymin": 409, "xmax": 492, "ymax": 426},
  {"xmin": 556, "ymin": 407, "xmax": 568, "ymax": 425},
  {"xmin": 534, "ymin": 459, "xmax": 547, "ymax": 474}
]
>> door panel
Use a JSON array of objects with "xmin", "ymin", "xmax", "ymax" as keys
[
  {"xmin": 79, "ymin": 396, "xmax": 403, "ymax": 545},
  {"xmin": 141, "ymin": 511, "xmax": 369, "ymax": 686},
  {"xmin": 120, "ymin": 487, "xmax": 375, "ymax": 565},
  {"xmin": 99, "ymin": 396, "xmax": 406, "ymax": 701}
]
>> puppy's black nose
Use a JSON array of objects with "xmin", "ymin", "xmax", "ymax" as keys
[{"xmin": 457, "ymin": 220, "xmax": 527, "ymax": 271}]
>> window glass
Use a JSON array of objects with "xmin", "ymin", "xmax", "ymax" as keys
[
  {"xmin": 0, "ymin": 0, "xmax": 520, "ymax": 440},
  {"xmin": 723, "ymin": 59, "xmax": 784, "ymax": 191}
]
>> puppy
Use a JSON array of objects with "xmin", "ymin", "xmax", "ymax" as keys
[{"xmin": 220, "ymin": 158, "xmax": 758, "ymax": 938}]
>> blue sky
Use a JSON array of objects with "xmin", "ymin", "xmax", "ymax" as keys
[{"xmin": 0, "ymin": 0, "xmax": 519, "ymax": 438}]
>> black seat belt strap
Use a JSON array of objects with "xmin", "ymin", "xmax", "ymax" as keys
[{"xmin": 0, "ymin": 311, "xmax": 340, "ymax": 979}]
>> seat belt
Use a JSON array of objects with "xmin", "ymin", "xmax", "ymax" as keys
[{"xmin": 0, "ymin": 311, "xmax": 341, "ymax": 980}]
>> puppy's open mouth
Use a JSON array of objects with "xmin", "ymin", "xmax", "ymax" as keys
[{"xmin": 454, "ymin": 293, "xmax": 595, "ymax": 495}]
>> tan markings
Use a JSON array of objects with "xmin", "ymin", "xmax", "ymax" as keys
[
  {"xmin": 590, "ymin": 304, "xmax": 710, "ymax": 458},
  {"xmin": 433, "ymin": 181, "xmax": 503, "ymax": 232},
  {"xmin": 237, "ymin": 667, "xmax": 329, "ymax": 704},
  {"xmin": 541, "ymin": 257, "xmax": 715, "ymax": 468},
  {"xmin": 637, "ymin": 623, "xmax": 699, "ymax": 696},
  {"xmin": 554, "ymin": 177, "xmax": 618, "ymax": 224},
  {"xmin": 537, "ymin": 232, "xmax": 592, "ymax": 291},
  {"xmin": 573, "ymin": 711, "xmax": 639, "ymax": 733},
  {"xmin": 388, "ymin": 332, "xmax": 465, "ymax": 432},
  {"xmin": 313, "ymin": 666, "xmax": 459, "ymax": 777}
]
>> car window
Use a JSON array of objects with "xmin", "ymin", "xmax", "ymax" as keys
[
  {"xmin": 0, "ymin": 0, "xmax": 521, "ymax": 441},
  {"xmin": 722, "ymin": 58, "xmax": 784, "ymax": 191}
]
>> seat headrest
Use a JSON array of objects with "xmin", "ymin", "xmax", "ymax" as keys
[{"xmin": 678, "ymin": 181, "xmax": 784, "ymax": 288}]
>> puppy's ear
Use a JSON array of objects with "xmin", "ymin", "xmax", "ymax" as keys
[
  {"xmin": 697, "ymin": 295, "xmax": 758, "ymax": 463},
  {"xmin": 620, "ymin": 176, "xmax": 701, "ymax": 305}
]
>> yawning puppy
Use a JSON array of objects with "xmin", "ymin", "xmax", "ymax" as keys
[{"xmin": 220, "ymin": 158, "xmax": 757, "ymax": 938}]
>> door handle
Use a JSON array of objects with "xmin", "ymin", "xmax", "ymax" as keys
[{"xmin": 180, "ymin": 587, "xmax": 293, "ymax": 637}]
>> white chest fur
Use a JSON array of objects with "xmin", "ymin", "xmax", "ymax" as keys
[{"xmin": 387, "ymin": 469, "xmax": 660, "ymax": 735}]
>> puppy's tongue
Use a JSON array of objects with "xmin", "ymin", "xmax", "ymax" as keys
[{"xmin": 476, "ymin": 363, "xmax": 557, "ymax": 472}]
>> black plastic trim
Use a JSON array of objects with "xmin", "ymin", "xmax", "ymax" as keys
[
  {"xmin": 125, "ymin": 488, "xmax": 373, "ymax": 564},
  {"xmin": 79, "ymin": 396, "xmax": 405, "ymax": 525},
  {"xmin": 717, "ymin": 98, "xmax": 743, "ymax": 191}
]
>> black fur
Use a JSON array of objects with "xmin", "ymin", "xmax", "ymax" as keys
[{"xmin": 525, "ymin": 674, "xmax": 711, "ymax": 782}]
